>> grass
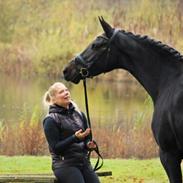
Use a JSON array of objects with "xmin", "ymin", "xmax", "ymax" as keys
[
  {"xmin": 0, "ymin": 156, "xmax": 168, "ymax": 183},
  {"xmin": 0, "ymin": 109, "xmax": 158, "ymax": 157}
]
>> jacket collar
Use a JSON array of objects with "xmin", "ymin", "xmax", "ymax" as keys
[{"xmin": 49, "ymin": 103, "xmax": 75, "ymax": 114}]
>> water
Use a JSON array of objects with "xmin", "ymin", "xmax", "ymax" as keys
[{"xmin": 0, "ymin": 74, "xmax": 152, "ymax": 126}]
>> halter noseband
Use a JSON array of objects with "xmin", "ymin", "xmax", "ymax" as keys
[
  {"xmin": 76, "ymin": 29, "xmax": 120, "ymax": 78},
  {"xmin": 76, "ymin": 55, "xmax": 90, "ymax": 77}
]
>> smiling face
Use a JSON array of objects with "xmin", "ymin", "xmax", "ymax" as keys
[{"xmin": 50, "ymin": 83, "xmax": 71, "ymax": 108}]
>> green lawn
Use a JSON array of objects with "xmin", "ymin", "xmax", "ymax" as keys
[{"xmin": 0, "ymin": 156, "xmax": 168, "ymax": 183}]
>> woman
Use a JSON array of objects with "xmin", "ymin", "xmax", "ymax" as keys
[{"xmin": 43, "ymin": 82, "xmax": 100, "ymax": 183}]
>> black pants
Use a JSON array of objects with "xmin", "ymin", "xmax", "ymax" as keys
[{"xmin": 54, "ymin": 165, "xmax": 100, "ymax": 183}]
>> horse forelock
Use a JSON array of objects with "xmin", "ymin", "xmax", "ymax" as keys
[{"xmin": 119, "ymin": 30, "xmax": 183, "ymax": 61}]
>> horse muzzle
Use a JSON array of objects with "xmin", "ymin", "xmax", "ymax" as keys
[{"xmin": 63, "ymin": 65, "xmax": 81, "ymax": 84}]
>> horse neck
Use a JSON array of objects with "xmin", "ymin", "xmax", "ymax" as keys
[{"xmin": 113, "ymin": 33, "xmax": 182, "ymax": 103}]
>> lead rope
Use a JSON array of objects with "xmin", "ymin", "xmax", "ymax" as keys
[{"xmin": 83, "ymin": 79, "xmax": 103, "ymax": 171}]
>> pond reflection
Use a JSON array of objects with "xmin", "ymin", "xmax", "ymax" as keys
[{"xmin": 0, "ymin": 74, "xmax": 152, "ymax": 126}]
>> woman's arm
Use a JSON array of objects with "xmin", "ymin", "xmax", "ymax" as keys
[{"xmin": 43, "ymin": 117, "xmax": 78, "ymax": 155}]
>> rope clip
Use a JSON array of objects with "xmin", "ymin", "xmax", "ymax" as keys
[{"xmin": 80, "ymin": 68, "xmax": 89, "ymax": 78}]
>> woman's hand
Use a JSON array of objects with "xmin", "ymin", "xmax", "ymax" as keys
[
  {"xmin": 75, "ymin": 128, "xmax": 91, "ymax": 140},
  {"xmin": 87, "ymin": 140, "xmax": 97, "ymax": 150}
]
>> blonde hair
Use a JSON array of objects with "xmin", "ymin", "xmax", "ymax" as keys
[{"xmin": 43, "ymin": 82, "xmax": 64, "ymax": 106}]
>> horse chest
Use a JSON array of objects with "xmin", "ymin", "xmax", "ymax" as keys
[
  {"xmin": 152, "ymin": 84, "xmax": 183, "ymax": 151},
  {"xmin": 152, "ymin": 95, "xmax": 177, "ymax": 151}
]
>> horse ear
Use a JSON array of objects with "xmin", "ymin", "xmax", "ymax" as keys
[{"xmin": 98, "ymin": 16, "xmax": 113, "ymax": 38}]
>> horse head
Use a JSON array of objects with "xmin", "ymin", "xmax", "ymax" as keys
[
  {"xmin": 63, "ymin": 17, "xmax": 183, "ymax": 101},
  {"xmin": 63, "ymin": 17, "xmax": 121, "ymax": 84}
]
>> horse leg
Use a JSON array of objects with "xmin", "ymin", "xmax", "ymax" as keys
[{"xmin": 159, "ymin": 149, "xmax": 182, "ymax": 183}]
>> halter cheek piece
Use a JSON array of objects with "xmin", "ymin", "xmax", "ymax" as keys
[
  {"xmin": 76, "ymin": 29, "xmax": 120, "ymax": 79},
  {"xmin": 76, "ymin": 55, "xmax": 89, "ymax": 77}
]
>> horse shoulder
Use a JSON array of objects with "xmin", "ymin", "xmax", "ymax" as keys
[
  {"xmin": 172, "ymin": 80, "xmax": 183, "ymax": 114},
  {"xmin": 151, "ymin": 82, "xmax": 183, "ymax": 151},
  {"xmin": 168, "ymin": 80, "xmax": 183, "ymax": 150}
]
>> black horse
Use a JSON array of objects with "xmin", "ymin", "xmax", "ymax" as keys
[{"xmin": 63, "ymin": 17, "xmax": 183, "ymax": 183}]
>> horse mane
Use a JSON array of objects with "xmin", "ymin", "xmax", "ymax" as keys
[{"xmin": 120, "ymin": 30, "xmax": 183, "ymax": 61}]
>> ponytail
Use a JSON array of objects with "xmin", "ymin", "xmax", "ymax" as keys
[{"xmin": 43, "ymin": 91, "xmax": 51, "ymax": 106}]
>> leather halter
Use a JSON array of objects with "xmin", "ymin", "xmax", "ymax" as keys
[{"xmin": 75, "ymin": 29, "xmax": 120, "ymax": 78}]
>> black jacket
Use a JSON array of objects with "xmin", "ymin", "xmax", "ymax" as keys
[{"xmin": 43, "ymin": 103, "xmax": 91, "ymax": 169}]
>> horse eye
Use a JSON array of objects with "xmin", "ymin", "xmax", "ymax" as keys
[
  {"xmin": 91, "ymin": 43, "xmax": 97, "ymax": 49},
  {"xmin": 91, "ymin": 43, "xmax": 102, "ymax": 50}
]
